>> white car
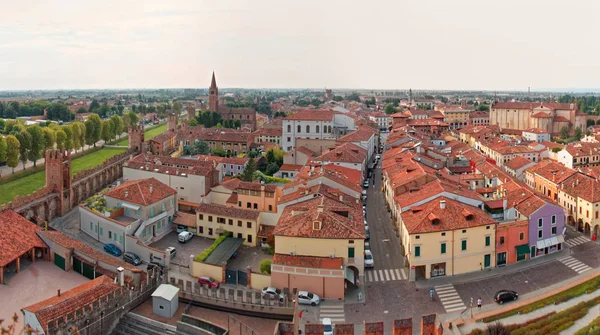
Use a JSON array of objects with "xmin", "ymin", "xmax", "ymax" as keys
[
  {"xmin": 376, "ymin": 154, "xmax": 381, "ymax": 160},
  {"xmin": 297, "ymin": 291, "xmax": 320, "ymax": 306},
  {"xmin": 262, "ymin": 286, "xmax": 285, "ymax": 301},
  {"xmin": 365, "ymin": 250, "xmax": 374, "ymax": 268},
  {"xmin": 323, "ymin": 318, "xmax": 333, "ymax": 335},
  {"xmin": 178, "ymin": 231, "xmax": 193, "ymax": 243}
]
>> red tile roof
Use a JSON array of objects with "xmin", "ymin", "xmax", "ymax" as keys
[
  {"xmin": 197, "ymin": 155, "xmax": 249, "ymax": 166},
  {"xmin": 401, "ymin": 197, "xmax": 494, "ymax": 234},
  {"xmin": 274, "ymin": 196, "xmax": 365, "ymax": 239},
  {"xmin": 127, "ymin": 154, "xmax": 217, "ymax": 177},
  {"xmin": 22, "ymin": 276, "xmax": 118, "ymax": 334},
  {"xmin": 493, "ymin": 102, "xmax": 577, "ymax": 111},
  {"xmin": 196, "ymin": 203, "xmax": 260, "ymax": 220},
  {"xmin": 525, "ymin": 159, "xmax": 576, "ymax": 183},
  {"xmin": 177, "ymin": 127, "xmax": 253, "ymax": 144},
  {"xmin": 284, "ymin": 110, "xmax": 338, "ymax": 121},
  {"xmin": 314, "ymin": 142, "xmax": 367, "ymax": 164},
  {"xmin": 252, "ymin": 128, "xmax": 282, "ymax": 137},
  {"xmin": 337, "ymin": 126, "xmax": 376, "ymax": 142},
  {"xmin": 515, "ymin": 195, "xmax": 547, "ymax": 217},
  {"xmin": 504, "ymin": 156, "xmax": 534, "ymax": 170},
  {"xmin": 272, "ymin": 254, "xmax": 343, "ymax": 269},
  {"xmin": 105, "ymin": 178, "xmax": 176, "ymax": 206},
  {"xmin": 296, "ymin": 146, "xmax": 317, "ymax": 157},
  {"xmin": 0, "ymin": 210, "xmax": 47, "ymax": 267},
  {"xmin": 560, "ymin": 173, "xmax": 600, "ymax": 203},
  {"xmin": 531, "ymin": 112, "xmax": 552, "ymax": 118},
  {"xmin": 524, "ymin": 128, "xmax": 550, "ymax": 134}
]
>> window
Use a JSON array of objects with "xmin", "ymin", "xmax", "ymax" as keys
[
  {"xmin": 162, "ymin": 202, "xmax": 166, "ymax": 212},
  {"xmin": 316, "ymin": 125, "xmax": 320, "ymax": 133},
  {"xmin": 597, "ymin": 211, "xmax": 599, "ymax": 219},
  {"xmin": 486, "ymin": 226, "xmax": 490, "ymax": 230},
  {"xmin": 199, "ymin": 214, "xmax": 204, "ymax": 220},
  {"xmin": 199, "ymin": 226, "xmax": 204, "ymax": 234},
  {"xmin": 538, "ymin": 218, "xmax": 543, "ymax": 227},
  {"xmin": 208, "ymin": 216, "xmax": 213, "ymax": 222},
  {"xmin": 170, "ymin": 199, "xmax": 174, "ymax": 207},
  {"xmin": 287, "ymin": 125, "xmax": 291, "ymax": 132},
  {"xmin": 415, "ymin": 246, "xmax": 421, "ymax": 257},
  {"xmin": 228, "ymin": 219, "xmax": 233, "ymax": 225},
  {"xmin": 238, "ymin": 220, "xmax": 242, "ymax": 227},
  {"xmin": 552, "ymin": 215, "xmax": 556, "ymax": 224},
  {"xmin": 297, "ymin": 125, "xmax": 301, "ymax": 133},
  {"xmin": 538, "ymin": 230, "xmax": 543, "ymax": 239},
  {"xmin": 441, "ymin": 243, "xmax": 446, "ymax": 254},
  {"xmin": 253, "ymin": 203, "xmax": 258, "ymax": 209},
  {"xmin": 90, "ymin": 222, "xmax": 93, "ymax": 231},
  {"xmin": 552, "ymin": 226, "xmax": 557, "ymax": 235},
  {"xmin": 461, "ymin": 240, "xmax": 467, "ymax": 251},
  {"xmin": 150, "ymin": 208, "xmax": 155, "ymax": 217},
  {"xmin": 247, "ymin": 222, "xmax": 252, "ymax": 228},
  {"xmin": 238, "ymin": 233, "xmax": 243, "ymax": 239},
  {"xmin": 348, "ymin": 247, "xmax": 355, "ymax": 258},
  {"xmin": 238, "ymin": 201, "xmax": 242, "ymax": 207},
  {"xmin": 109, "ymin": 231, "xmax": 112, "ymax": 239},
  {"xmin": 135, "ymin": 209, "xmax": 140, "ymax": 216},
  {"xmin": 462, "ymin": 230, "xmax": 467, "ymax": 234},
  {"xmin": 208, "ymin": 228, "xmax": 213, "ymax": 236},
  {"xmin": 248, "ymin": 235, "xmax": 252, "ymax": 243},
  {"xmin": 268, "ymin": 205, "xmax": 273, "ymax": 211},
  {"xmin": 415, "ymin": 235, "xmax": 420, "ymax": 240},
  {"xmin": 99, "ymin": 227, "xmax": 103, "ymax": 236},
  {"xmin": 587, "ymin": 210, "xmax": 590, "ymax": 218},
  {"xmin": 441, "ymin": 232, "xmax": 446, "ymax": 236},
  {"xmin": 485, "ymin": 236, "xmax": 491, "ymax": 247},
  {"xmin": 306, "ymin": 125, "xmax": 310, "ymax": 133},
  {"xmin": 247, "ymin": 202, "xmax": 251, "ymax": 209},
  {"xmin": 500, "ymin": 236, "xmax": 505, "ymax": 244}
]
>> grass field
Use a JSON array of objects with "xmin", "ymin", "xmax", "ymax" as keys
[
  {"xmin": 0, "ymin": 147, "xmax": 127, "ymax": 205},
  {"xmin": 114, "ymin": 123, "xmax": 167, "ymax": 146}
]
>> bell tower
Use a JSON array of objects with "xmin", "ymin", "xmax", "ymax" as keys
[
  {"xmin": 45, "ymin": 150, "xmax": 72, "ymax": 216},
  {"xmin": 209, "ymin": 71, "xmax": 219, "ymax": 111}
]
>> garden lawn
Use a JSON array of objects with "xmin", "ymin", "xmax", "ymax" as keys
[
  {"xmin": 0, "ymin": 147, "xmax": 127, "ymax": 205},
  {"xmin": 114, "ymin": 123, "xmax": 167, "ymax": 146}
]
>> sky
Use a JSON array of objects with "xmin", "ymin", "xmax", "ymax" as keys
[{"xmin": 1, "ymin": 0, "xmax": 600, "ymax": 91}]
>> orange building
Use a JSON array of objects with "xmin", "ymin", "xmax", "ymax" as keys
[
  {"xmin": 212, "ymin": 179, "xmax": 282, "ymax": 213},
  {"xmin": 525, "ymin": 160, "xmax": 575, "ymax": 201},
  {"xmin": 495, "ymin": 219, "xmax": 530, "ymax": 266}
]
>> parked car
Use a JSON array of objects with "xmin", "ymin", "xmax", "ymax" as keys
[
  {"xmin": 365, "ymin": 250, "xmax": 374, "ymax": 268},
  {"xmin": 178, "ymin": 231, "xmax": 193, "ymax": 243},
  {"xmin": 166, "ymin": 246, "xmax": 177, "ymax": 259},
  {"xmin": 262, "ymin": 286, "xmax": 285, "ymax": 301},
  {"xmin": 176, "ymin": 225, "xmax": 188, "ymax": 234},
  {"xmin": 123, "ymin": 251, "xmax": 141, "ymax": 265},
  {"xmin": 363, "ymin": 180, "xmax": 369, "ymax": 188},
  {"xmin": 323, "ymin": 318, "xmax": 333, "ymax": 335},
  {"xmin": 494, "ymin": 290, "xmax": 518, "ymax": 304},
  {"xmin": 104, "ymin": 243, "xmax": 122, "ymax": 257},
  {"xmin": 376, "ymin": 154, "xmax": 381, "ymax": 160},
  {"xmin": 197, "ymin": 276, "xmax": 220, "ymax": 289},
  {"xmin": 297, "ymin": 291, "xmax": 320, "ymax": 306},
  {"xmin": 364, "ymin": 240, "xmax": 370, "ymax": 250},
  {"xmin": 364, "ymin": 219, "xmax": 368, "ymax": 227},
  {"xmin": 365, "ymin": 230, "xmax": 370, "ymax": 240}
]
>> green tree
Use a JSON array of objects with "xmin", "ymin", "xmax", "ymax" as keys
[
  {"xmin": 266, "ymin": 149, "xmax": 276, "ymax": 164},
  {"xmin": 85, "ymin": 119, "xmax": 96, "ymax": 147},
  {"xmin": 478, "ymin": 105, "xmax": 490, "ymax": 112},
  {"xmin": 5, "ymin": 135, "xmax": 19, "ymax": 174},
  {"xmin": 101, "ymin": 120, "xmax": 111, "ymax": 143},
  {"xmin": 26, "ymin": 126, "xmax": 44, "ymax": 167},
  {"xmin": 55, "ymin": 129, "xmax": 67, "ymax": 150},
  {"xmin": 574, "ymin": 126, "xmax": 583, "ymax": 141},
  {"xmin": 384, "ymin": 104, "xmax": 396, "ymax": 115},
  {"xmin": 259, "ymin": 259, "xmax": 272, "ymax": 274},
  {"xmin": 240, "ymin": 158, "xmax": 257, "ymax": 181},
  {"xmin": 123, "ymin": 111, "xmax": 139, "ymax": 129},
  {"xmin": 110, "ymin": 115, "xmax": 123, "ymax": 138},
  {"xmin": 41, "ymin": 127, "xmax": 56, "ymax": 160},
  {"xmin": 0, "ymin": 136, "xmax": 6, "ymax": 163},
  {"xmin": 173, "ymin": 101, "xmax": 182, "ymax": 115},
  {"xmin": 188, "ymin": 118, "xmax": 199, "ymax": 127},
  {"xmin": 70, "ymin": 122, "xmax": 82, "ymax": 152},
  {"xmin": 587, "ymin": 119, "xmax": 595, "ymax": 127},
  {"xmin": 89, "ymin": 99, "xmax": 100, "ymax": 112},
  {"xmin": 15, "ymin": 130, "xmax": 32, "ymax": 169},
  {"xmin": 560, "ymin": 126, "xmax": 570, "ymax": 139},
  {"xmin": 266, "ymin": 162, "xmax": 280, "ymax": 176},
  {"xmin": 77, "ymin": 107, "xmax": 87, "ymax": 114},
  {"xmin": 188, "ymin": 140, "xmax": 210, "ymax": 155},
  {"xmin": 85, "ymin": 114, "xmax": 102, "ymax": 147}
]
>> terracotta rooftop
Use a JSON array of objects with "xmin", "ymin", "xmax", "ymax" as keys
[
  {"xmin": 196, "ymin": 154, "xmax": 249, "ymax": 166},
  {"xmin": 196, "ymin": 203, "xmax": 260, "ymax": 220},
  {"xmin": 22, "ymin": 276, "xmax": 118, "ymax": 334},
  {"xmin": 504, "ymin": 156, "xmax": 534, "ymax": 171},
  {"xmin": 493, "ymin": 102, "xmax": 577, "ymax": 111},
  {"xmin": 515, "ymin": 194, "xmax": 548, "ymax": 217},
  {"xmin": 0, "ymin": 210, "xmax": 47, "ymax": 267},
  {"xmin": 337, "ymin": 126, "xmax": 376, "ymax": 142},
  {"xmin": 560, "ymin": 173, "xmax": 600, "ymax": 203},
  {"xmin": 177, "ymin": 127, "xmax": 252, "ymax": 143},
  {"xmin": 272, "ymin": 254, "xmax": 343, "ymax": 269},
  {"xmin": 401, "ymin": 197, "xmax": 494, "ymax": 234},
  {"xmin": 252, "ymin": 128, "xmax": 282, "ymax": 137},
  {"xmin": 105, "ymin": 178, "xmax": 176, "ymax": 206},
  {"xmin": 525, "ymin": 159, "xmax": 575, "ymax": 184},
  {"xmin": 296, "ymin": 146, "xmax": 317, "ymax": 157},
  {"xmin": 284, "ymin": 110, "xmax": 338, "ymax": 121},
  {"xmin": 531, "ymin": 112, "xmax": 552, "ymax": 118},
  {"xmin": 524, "ymin": 128, "xmax": 550, "ymax": 134},
  {"xmin": 314, "ymin": 142, "xmax": 367, "ymax": 164}
]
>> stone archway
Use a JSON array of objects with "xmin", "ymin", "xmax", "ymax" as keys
[
  {"xmin": 48, "ymin": 197, "xmax": 58, "ymax": 219},
  {"xmin": 36, "ymin": 204, "xmax": 46, "ymax": 221}
]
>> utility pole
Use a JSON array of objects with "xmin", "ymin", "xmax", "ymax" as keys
[{"xmin": 470, "ymin": 297, "xmax": 473, "ymax": 318}]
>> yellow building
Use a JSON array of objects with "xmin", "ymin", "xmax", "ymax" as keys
[
  {"xmin": 400, "ymin": 197, "xmax": 496, "ymax": 280},
  {"xmin": 195, "ymin": 203, "xmax": 261, "ymax": 246},
  {"xmin": 558, "ymin": 173, "xmax": 600, "ymax": 235}
]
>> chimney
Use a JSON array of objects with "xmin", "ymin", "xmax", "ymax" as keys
[
  {"xmin": 440, "ymin": 199, "xmax": 446, "ymax": 209},
  {"xmin": 117, "ymin": 266, "xmax": 125, "ymax": 286},
  {"xmin": 339, "ymin": 194, "xmax": 344, "ymax": 202},
  {"xmin": 317, "ymin": 204, "xmax": 324, "ymax": 213},
  {"xmin": 57, "ymin": 289, "xmax": 61, "ymax": 297},
  {"xmin": 124, "ymin": 191, "xmax": 129, "ymax": 198},
  {"xmin": 149, "ymin": 184, "xmax": 153, "ymax": 194}
]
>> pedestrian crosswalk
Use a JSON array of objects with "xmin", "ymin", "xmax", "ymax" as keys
[
  {"xmin": 435, "ymin": 284, "xmax": 466, "ymax": 313},
  {"xmin": 559, "ymin": 256, "xmax": 592, "ymax": 274},
  {"xmin": 365, "ymin": 268, "xmax": 408, "ymax": 283},
  {"xmin": 565, "ymin": 236, "xmax": 591, "ymax": 248},
  {"xmin": 319, "ymin": 304, "xmax": 345, "ymax": 323}
]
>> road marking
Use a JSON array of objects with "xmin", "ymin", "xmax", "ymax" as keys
[
  {"xmin": 389, "ymin": 270, "xmax": 396, "ymax": 280},
  {"xmin": 365, "ymin": 268, "xmax": 408, "ymax": 283},
  {"xmin": 395, "ymin": 269, "xmax": 401, "ymax": 280},
  {"xmin": 378, "ymin": 270, "xmax": 384, "ymax": 281},
  {"xmin": 373, "ymin": 270, "xmax": 379, "ymax": 281},
  {"xmin": 384, "ymin": 270, "xmax": 391, "ymax": 281},
  {"xmin": 559, "ymin": 256, "xmax": 592, "ymax": 274},
  {"xmin": 434, "ymin": 284, "xmax": 466, "ymax": 313},
  {"xmin": 565, "ymin": 236, "xmax": 591, "ymax": 247},
  {"xmin": 319, "ymin": 304, "xmax": 345, "ymax": 323}
]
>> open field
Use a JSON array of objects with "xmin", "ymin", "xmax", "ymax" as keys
[
  {"xmin": 0, "ymin": 147, "xmax": 127, "ymax": 205},
  {"xmin": 114, "ymin": 123, "xmax": 167, "ymax": 146}
]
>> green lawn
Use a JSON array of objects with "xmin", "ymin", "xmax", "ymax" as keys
[
  {"xmin": 0, "ymin": 147, "xmax": 127, "ymax": 205},
  {"xmin": 114, "ymin": 123, "xmax": 167, "ymax": 146}
]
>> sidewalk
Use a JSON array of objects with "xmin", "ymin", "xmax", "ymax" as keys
[
  {"xmin": 448, "ymin": 266, "xmax": 600, "ymax": 334},
  {"xmin": 416, "ymin": 248, "xmax": 568, "ymax": 289}
]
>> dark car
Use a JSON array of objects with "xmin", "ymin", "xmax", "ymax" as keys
[
  {"xmin": 123, "ymin": 251, "xmax": 142, "ymax": 265},
  {"xmin": 494, "ymin": 290, "xmax": 518, "ymax": 304},
  {"xmin": 104, "ymin": 243, "xmax": 122, "ymax": 257}
]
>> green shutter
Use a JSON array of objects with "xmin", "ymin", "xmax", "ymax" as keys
[
  {"xmin": 441, "ymin": 243, "xmax": 446, "ymax": 254},
  {"xmin": 348, "ymin": 247, "xmax": 355, "ymax": 258},
  {"xmin": 415, "ymin": 246, "xmax": 421, "ymax": 257},
  {"xmin": 461, "ymin": 240, "xmax": 467, "ymax": 251},
  {"xmin": 485, "ymin": 236, "xmax": 490, "ymax": 246}
]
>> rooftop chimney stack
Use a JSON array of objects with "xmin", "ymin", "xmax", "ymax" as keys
[
  {"xmin": 117, "ymin": 267, "xmax": 125, "ymax": 286},
  {"xmin": 57, "ymin": 289, "xmax": 61, "ymax": 297},
  {"xmin": 149, "ymin": 184, "xmax": 153, "ymax": 194},
  {"xmin": 440, "ymin": 199, "xmax": 446, "ymax": 209}
]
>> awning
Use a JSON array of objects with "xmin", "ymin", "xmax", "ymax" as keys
[
  {"xmin": 515, "ymin": 244, "xmax": 529, "ymax": 255},
  {"xmin": 345, "ymin": 267, "xmax": 355, "ymax": 284},
  {"xmin": 536, "ymin": 236, "xmax": 562, "ymax": 250},
  {"xmin": 557, "ymin": 235, "xmax": 565, "ymax": 243},
  {"xmin": 121, "ymin": 202, "xmax": 141, "ymax": 211}
]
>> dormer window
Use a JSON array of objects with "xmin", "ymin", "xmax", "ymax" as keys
[
  {"xmin": 313, "ymin": 221, "xmax": 321, "ymax": 230},
  {"xmin": 465, "ymin": 214, "xmax": 474, "ymax": 221},
  {"xmin": 432, "ymin": 218, "xmax": 441, "ymax": 226}
]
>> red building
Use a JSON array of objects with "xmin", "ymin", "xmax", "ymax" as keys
[{"xmin": 495, "ymin": 218, "xmax": 530, "ymax": 266}]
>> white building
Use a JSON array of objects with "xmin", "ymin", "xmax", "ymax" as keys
[
  {"xmin": 523, "ymin": 128, "xmax": 551, "ymax": 143},
  {"xmin": 282, "ymin": 110, "xmax": 356, "ymax": 151},
  {"xmin": 368, "ymin": 112, "xmax": 392, "ymax": 130}
]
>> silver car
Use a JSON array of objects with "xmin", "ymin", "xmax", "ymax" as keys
[{"xmin": 297, "ymin": 291, "xmax": 320, "ymax": 306}]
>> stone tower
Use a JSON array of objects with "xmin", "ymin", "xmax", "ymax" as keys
[
  {"xmin": 45, "ymin": 150, "xmax": 72, "ymax": 216},
  {"xmin": 209, "ymin": 71, "xmax": 219, "ymax": 111},
  {"xmin": 128, "ymin": 125, "xmax": 144, "ymax": 152},
  {"xmin": 186, "ymin": 105, "xmax": 196, "ymax": 121},
  {"xmin": 167, "ymin": 113, "xmax": 178, "ymax": 132}
]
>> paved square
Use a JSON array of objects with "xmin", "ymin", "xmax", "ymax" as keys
[{"xmin": 150, "ymin": 231, "xmax": 213, "ymax": 266}]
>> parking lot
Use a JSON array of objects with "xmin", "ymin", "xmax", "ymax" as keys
[
  {"xmin": 226, "ymin": 245, "xmax": 273, "ymax": 271},
  {"xmin": 150, "ymin": 232, "xmax": 213, "ymax": 266}
]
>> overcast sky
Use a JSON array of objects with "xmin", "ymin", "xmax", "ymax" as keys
[{"xmin": 1, "ymin": 0, "xmax": 599, "ymax": 91}]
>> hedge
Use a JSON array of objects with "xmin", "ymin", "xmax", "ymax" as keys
[
  {"xmin": 575, "ymin": 316, "xmax": 600, "ymax": 335},
  {"xmin": 194, "ymin": 232, "xmax": 233, "ymax": 262},
  {"xmin": 483, "ymin": 275, "xmax": 600, "ymax": 323}
]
